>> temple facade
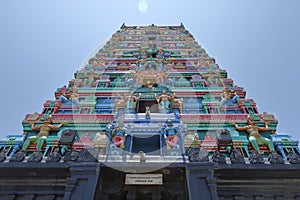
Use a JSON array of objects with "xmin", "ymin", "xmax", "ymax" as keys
[{"xmin": 1, "ymin": 24, "xmax": 300, "ymax": 200}]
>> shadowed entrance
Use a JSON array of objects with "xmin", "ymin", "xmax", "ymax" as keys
[
  {"xmin": 138, "ymin": 100, "xmax": 159, "ymax": 113},
  {"xmin": 95, "ymin": 166, "xmax": 188, "ymax": 200},
  {"xmin": 131, "ymin": 135, "xmax": 161, "ymax": 155}
]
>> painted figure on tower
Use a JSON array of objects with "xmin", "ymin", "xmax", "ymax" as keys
[
  {"xmin": 124, "ymin": 92, "xmax": 142, "ymax": 113},
  {"xmin": 163, "ymin": 119, "xmax": 180, "ymax": 149},
  {"xmin": 203, "ymin": 70, "xmax": 220, "ymax": 87},
  {"xmin": 220, "ymin": 87, "xmax": 240, "ymax": 107},
  {"xmin": 84, "ymin": 70, "xmax": 98, "ymax": 86},
  {"xmin": 145, "ymin": 106, "xmax": 151, "ymax": 122},
  {"xmin": 155, "ymin": 91, "xmax": 175, "ymax": 112},
  {"xmin": 22, "ymin": 115, "xmax": 67, "ymax": 152},
  {"xmin": 58, "ymin": 87, "xmax": 80, "ymax": 108},
  {"xmin": 111, "ymin": 123, "xmax": 127, "ymax": 149},
  {"xmin": 232, "ymin": 116, "xmax": 275, "ymax": 154},
  {"xmin": 106, "ymin": 120, "xmax": 116, "ymax": 140},
  {"xmin": 139, "ymin": 48, "xmax": 147, "ymax": 59}
]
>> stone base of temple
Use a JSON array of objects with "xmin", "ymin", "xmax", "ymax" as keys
[{"xmin": 1, "ymin": 162, "xmax": 300, "ymax": 200}]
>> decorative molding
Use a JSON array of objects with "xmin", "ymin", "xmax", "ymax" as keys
[
  {"xmin": 268, "ymin": 151, "xmax": 284, "ymax": 164},
  {"xmin": 9, "ymin": 150, "xmax": 25, "ymax": 162},
  {"xmin": 46, "ymin": 149, "xmax": 61, "ymax": 162},
  {"xmin": 249, "ymin": 151, "xmax": 264, "ymax": 164},
  {"xmin": 0, "ymin": 152, "xmax": 6, "ymax": 162},
  {"xmin": 212, "ymin": 150, "xmax": 226, "ymax": 164},
  {"xmin": 187, "ymin": 147, "xmax": 209, "ymax": 162},
  {"xmin": 28, "ymin": 151, "xmax": 43, "ymax": 162},
  {"xmin": 230, "ymin": 149, "xmax": 245, "ymax": 164},
  {"xmin": 76, "ymin": 148, "xmax": 98, "ymax": 162},
  {"xmin": 287, "ymin": 151, "xmax": 300, "ymax": 164},
  {"xmin": 63, "ymin": 150, "xmax": 79, "ymax": 162}
]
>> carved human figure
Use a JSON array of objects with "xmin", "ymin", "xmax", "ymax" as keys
[
  {"xmin": 163, "ymin": 119, "xmax": 180, "ymax": 149},
  {"xmin": 140, "ymin": 48, "xmax": 147, "ymax": 59},
  {"xmin": 84, "ymin": 70, "xmax": 98, "ymax": 86},
  {"xmin": 58, "ymin": 87, "xmax": 80, "ymax": 107},
  {"xmin": 137, "ymin": 58, "xmax": 147, "ymax": 70},
  {"xmin": 22, "ymin": 115, "xmax": 67, "ymax": 152},
  {"xmin": 220, "ymin": 87, "xmax": 240, "ymax": 107},
  {"xmin": 105, "ymin": 120, "xmax": 116, "ymax": 141},
  {"xmin": 157, "ymin": 48, "xmax": 164, "ymax": 58},
  {"xmin": 111, "ymin": 124, "xmax": 127, "ymax": 149},
  {"xmin": 206, "ymin": 71, "xmax": 219, "ymax": 86},
  {"xmin": 93, "ymin": 131, "xmax": 108, "ymax": 143},
  {"xmin": 184, "ymin": 131, "xmax": 199, "ymax": 146},
  {"xmin": 145, "ymin": 106, "xmax": 151, "ymax": 121},
  {"xmin": 155, "ymin": 91, "xmax": 175, "ymax": 110},
  {"xmin": 124, "ymin": 92, "xmax": 142, "ymax": 113},
  {"xmin": 96, "ymin": 58, "xmax": 108, "ymax": 70},
  {"xmin": 232, "ymin": 116, "xmax": 275, "ymax": 153},
  {"xmin": 156, "ymin": 58, "xmax": 165, "ymax": 70}
]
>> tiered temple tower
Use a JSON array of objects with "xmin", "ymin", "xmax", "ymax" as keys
[{"xmin": 1, "ymin": 24, "xmax": 300, "ymax": 200}]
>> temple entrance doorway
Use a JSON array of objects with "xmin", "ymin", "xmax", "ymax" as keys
[
  {"xmin": 133, "ymin": 85, "xmax": 171, "ymax": 114},
  {"xmin": 138, "ymin": 100, "xmax": 159, "ymax": 113},
  {"xmin": 131, "ymin": 135, "xmax": 161, "ymax": 155},
  {"xmin": 95, "ymin": 166, "xmax": 188, "ymax": 200}
]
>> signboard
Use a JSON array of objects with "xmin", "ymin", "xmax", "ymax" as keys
[{"xmin": 125, "ymin": 174, "xmax": 163, "ymax": 185}]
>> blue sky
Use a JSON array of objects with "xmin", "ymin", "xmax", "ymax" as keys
[{"xmin": 0, "ymin": 0, "xmax": 300, "ymax": 141}]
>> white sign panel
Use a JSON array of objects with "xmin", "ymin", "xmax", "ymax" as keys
[{"xmin": 125, "ymin": 174, "xmax": 163, "ymax": 185}]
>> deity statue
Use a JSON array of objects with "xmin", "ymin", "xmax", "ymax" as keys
[
  {"xmin": 124, "ymin": 92, "xmax": 142, "ymax": 113},
  {"xmin": 184, "ymin": 131, "xmax": 199, "ymax": 146},
  {"xmin": 155, "ymin": 91, "xmax": 175, "ymax": 111},
  {"xmin": 22, "ymin": 115, "xmax": 67, "ymax": 152},
  {"xmin": 220, "ymin": 87, "xmax": 240, "ymax": 107},
  {"xmin": 105, "ymin": 120, "xmax": 116, "ymax": 140},
  {"xmin": 137, "ymin": 58, "xmax": 147, "ymax": 70},
  {"xmin": 157, "ymin": 48, "xmax": 164, "ymax": 59},
  {"xmin": 145, "ymin": 106, "xmax": 151, "ymax": 121},
  {"xmin": 197, "ymin": 57, "xmax": 209, "ymax": 67},
  {"xmin": 203, "ymin": 70, "xmax": 224, "ymax": 87},
  {"xmin": 58, "ymin": 87, "xmax": 80, "ymax": 108},
  {"xmin": 140, "ymin": 48, "xmax": 147, "ymax": 59},
  {"xmin": 111, "ymin": 123, "xmax": 127, "ymax": 149},
  {"xmin": 232, "ymin": 116, "xmax": 275, "ymax": 154},
  {"xmin": 95, "ymin": 57, "xmax": 108, "ymax": 70},
  {"xmin": 93, "ymin": 131, "xmax": 108, "ymax": 145},
  {"xmin": 84, "ymin": 70, "xmax": 98, "ymax": 86},
  {"xmin": 163, "ymin": 119, "xmax": 180, "ymax": 149}
]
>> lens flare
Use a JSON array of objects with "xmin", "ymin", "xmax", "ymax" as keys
[{"xmin": 138, "ymin": 0, "xmax": 148, "ymax": 13}]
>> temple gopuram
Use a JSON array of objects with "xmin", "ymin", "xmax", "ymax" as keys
[{"xmin": 1, "ymin": 24, "xmax": 300, "ymax": 200}]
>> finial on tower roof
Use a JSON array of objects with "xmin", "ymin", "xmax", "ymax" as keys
[
  {"xmin": 180, "ymin": 23, "xmax": 185, "ymax": 30},
  {"xmin": 120, "ymin": 23, "xmax": 126, "ymax": 29}
]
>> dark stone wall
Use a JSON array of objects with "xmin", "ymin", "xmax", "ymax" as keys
[
  {"xmin": 0, "ymin": 162, "xmax": 300, "ymax": 200},
  {"xmin": 185, "ymin": 163, "xmax": 218, "ymax": 200},
  {"xmin": 215, "ymin": 164, "xmax": 300, "ymax": 199},
  {"xmin": 64, "ymin": 163, "xmax": 101, "ymax": 200},
  {"xmin": 0, "ymin": 163, "xmax": 70, "ymax": 200}
]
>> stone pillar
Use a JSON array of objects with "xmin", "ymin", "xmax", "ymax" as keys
[
  {"xmin": 185, "ymin": 162, "xmax": 218, "ymax": 200},
  {"xmin": 63, "ymin": 163, "xmax": 101, "ymax": 200}
]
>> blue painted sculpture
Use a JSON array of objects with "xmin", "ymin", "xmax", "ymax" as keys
[
  {"xmin": 220, "ymin": 87, "xmax": 240, "ymax": 107},
  {"xmin": 163, "ymin": 119, "xmax": 180, "ymax": 149}
]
